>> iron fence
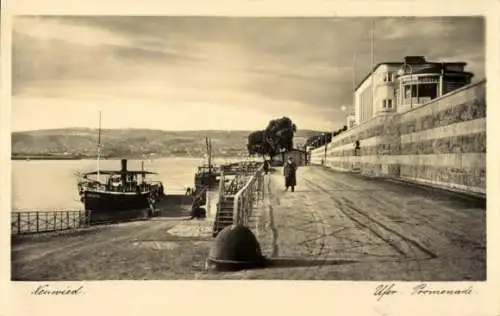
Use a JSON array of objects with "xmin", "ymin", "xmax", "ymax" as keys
[{"xmin": 11, "ymin": 210, "xmax": 88, "ymax": 235}]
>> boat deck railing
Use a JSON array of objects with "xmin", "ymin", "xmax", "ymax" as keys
[{"xmin": 79, "ymin": 181, "xmax": 163, "ymax": 195}]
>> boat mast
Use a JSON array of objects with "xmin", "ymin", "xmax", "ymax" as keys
[
  {"xmin": 206, "ymin": 136, "xmax": 212, "ymax": 171},
  {"xmin": 141, "ymin": 160, "xmax": 145, "ymax": 183},
  {"xmin": 97, "ymin": 111, "xmax": 102, "ymax": 183}
]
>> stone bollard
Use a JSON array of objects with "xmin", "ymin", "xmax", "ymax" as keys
[{"xmin": 207, "ymin": 224, "xmax": 267, "ymax": 271}]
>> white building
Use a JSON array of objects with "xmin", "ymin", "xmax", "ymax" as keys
[
  {"xmin": 346, "ymin": 114, "xmax": 356, "ymax": 129},
  {"xmin": 354, "ymin": 63, "xmax": 402, "ymax": 125},
  {"xmin": 353, "ymin": 56, "xmax": 474, "ymax": 125}
]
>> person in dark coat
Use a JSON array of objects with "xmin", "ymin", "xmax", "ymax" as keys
[
  {"xmin": 263, "ymin": 159, "xmax": 270, "ymax": 174},
  {"xmin": 283, "ymin": 157, "xmax": 297, "ymax": 192}
]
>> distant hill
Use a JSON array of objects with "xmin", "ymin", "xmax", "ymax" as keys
[{"xmin": 11, "ymin": 128, "xmax": 323, "ymax": 159}]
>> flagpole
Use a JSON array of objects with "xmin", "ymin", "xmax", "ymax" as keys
[
  {"xmin": 352, "ymin": 50, "xmax": 356, "ymax": 117},
  {"xmin": 370, "ymin": 19, "xmax": 375, "ymax": 116},
  {"xmin": 97, "ymin": 111, "xmax": 102, "ymax": 184}
]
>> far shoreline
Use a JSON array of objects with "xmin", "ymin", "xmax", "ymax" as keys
[
  {"xmin": 12, "ymin": 156, "xmax": 84, "ymax": 161},
  {"xmin": 11, "ymin": 155, "xmax": 256, "ymax": 161}
]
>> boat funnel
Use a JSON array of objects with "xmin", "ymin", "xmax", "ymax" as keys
[
  {"xmin": 121, "ymin": 159, "xmax": 128, "ymax": 172},
  {"xmin": 207, "ymin": 225, "xmax": 266, "ymax": 271},
  {"xmin": 121, "ymin": 159, "xmax": 128, "ymax": 185}
]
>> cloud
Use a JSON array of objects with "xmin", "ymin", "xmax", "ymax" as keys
[
  {"xmin": 375, "ymin": 17, "xmax": 484, "ymax": 42},
  {"xmin": 12, "ymin": 16, "xmax": 485, "ymax": 131},
  {"xmin": 13, "ymin": 16, "xmax": 131, "ymax": 47},
  {"xmin": 12, "ymin": 93, "xmax": 335, "ymax": 132}
]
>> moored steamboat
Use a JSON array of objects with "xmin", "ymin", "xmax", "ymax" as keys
[{"xmin": 77, "ymin": 112, "xmax": 165, "ymax": 224}]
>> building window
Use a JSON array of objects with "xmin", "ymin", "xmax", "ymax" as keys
[
  {"xmin": 383, "ymin": 72, "xmax": 394, "ymax": 83},
  {"xmin": 382, "ymin": 99, "xmax": 393, "ymax": 110},
  {"xmin": 404, "ymin": 86, "xmax": 412, "ymax": 98},
  {"xmin": 416, "ymin": 83, "xmax": 438, "ymax": 100}
]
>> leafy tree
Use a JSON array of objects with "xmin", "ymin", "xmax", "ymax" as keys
[{"xmin": 247, "ymin": 117, "xmax": 297, "ymax": 157}]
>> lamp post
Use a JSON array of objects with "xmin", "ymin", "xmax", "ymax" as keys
[
  {"xmin": 323, "ymin": 132, "xmax": 328, "ymax": 165},
  {"xmin": 440, "ymin": 62, "xmax": 445, "ymax": 97},
  {"xmin": 341, "ymin": 105, "xmax": 348, "ymax": 128},
  {"xmin": 398, "ymin": 63, "xmax": 413, "ymax": 109}
]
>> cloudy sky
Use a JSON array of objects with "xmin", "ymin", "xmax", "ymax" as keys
[{"xmin": 12, "ymin": 16, "xmax": 485, "ymax": 132}]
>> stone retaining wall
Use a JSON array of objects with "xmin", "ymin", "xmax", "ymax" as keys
[{"xmin": 310, "ymin": 80, "xmax": 486, "ymax": 195}]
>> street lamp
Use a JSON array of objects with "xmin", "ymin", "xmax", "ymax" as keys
[
  {"xmin": 323, "ymin": 132, "xmax": 328, "ymax": 165},
  {"xmin": 340, "ymin": 105, "xmax": 348, "ymax": 127},
  {"xmin": 398, "ymin": 63, "xmax": 413, "ymax": 109}
]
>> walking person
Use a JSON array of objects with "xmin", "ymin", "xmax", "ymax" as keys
[
  {"xmin": 263, "ymin": 159, "xmax": 270, "ymax": 175},
  {"xmin": 284, "ymin": 157, "xmax": 297, "ymax": 192}
]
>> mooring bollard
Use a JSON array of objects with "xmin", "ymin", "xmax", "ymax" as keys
[{"xmin": 207, "ymin": 224, "xmax": 266, "ymax": 271}]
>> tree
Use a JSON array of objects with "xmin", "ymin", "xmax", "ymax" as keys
[
  {"xmin": 326, "ymin": 132, "xmax": 332, "ymax": 143},
  {"xmin": 247, "ymin": 130, "xmax": 273, "ymax": 156},
  {"xmin": 247, "ymin": 117, "xmax": 297, "ymax": 157}
]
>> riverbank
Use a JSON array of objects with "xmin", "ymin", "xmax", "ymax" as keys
[
  {"xmin": 11, "ymin": 165, "xmax": 485, "ymax": 281},
  {"xmin": 11, "ymin": 154, "xmax": 261, "ymax": 161},
  {"xmin": 12, "ymin": 156, "xmax": 84, "ymax": 160}
]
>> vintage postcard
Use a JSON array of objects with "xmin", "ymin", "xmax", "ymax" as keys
[{"xmin": 1, "ymin": 1, "xmax": 499, "ymax": 316}]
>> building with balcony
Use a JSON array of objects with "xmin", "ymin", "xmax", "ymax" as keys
[
  {"xmin": 394, "ymin": 56, "xmax": 474, "ymax": 113},
  {"xmin": 353, "ymin": 56, "xmax": 474, "ymax": 125}
]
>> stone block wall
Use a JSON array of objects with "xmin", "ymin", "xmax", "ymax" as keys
[{"xmin": 310, "ymin": 80, "xmax": 486, "ymax": 195}]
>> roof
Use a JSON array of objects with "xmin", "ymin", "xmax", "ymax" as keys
[
  {"xmin": 83, "ymin": 170, "xmax": 158, "ymax": 176},
  {"xmin": 354, "ymin": 60, "xmax": 470, "ymax": 92},
  {"xmin": 408, "ymin": 65, "xmax": 474, "ymax": 77},
  {"xmin": 354, "ymin": 62, "xmax": 403, "ymax": 92}
]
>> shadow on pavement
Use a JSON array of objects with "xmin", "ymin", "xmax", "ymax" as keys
[
  {"xmin": 312, "ymin": 165, "xmax": 486, "ymax": 210},
  {"xmin": 265, "ymin": 257, "xmax": 358, "ymax": 268}
]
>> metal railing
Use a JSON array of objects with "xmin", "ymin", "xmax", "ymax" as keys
[
  {"xmin": 218, "ymin": 161, "xmax": 263, "ymax": 196},
  {"xmin": 232, "ymin": 167, "xmax": 265, "ymax": 226},
  {"xmin": 212, "ymin": 162, "xmax": 265, "ymax": 236},
  {"xmin": 11, "ymin": 210, "xmax": 88, "ymax": 235}
]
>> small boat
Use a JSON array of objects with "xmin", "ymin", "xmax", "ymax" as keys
[
  {"xmin": 220, "ymin": 162, "xmax": 242, "ymax": 175},
  {"xmin": 78, "ymin": 159, "xmax": 164, "ymax": 223},
  {"xmin": 194, "ymin": 137, "xmax": 219, "ymax": 188},
  {"xmin": 195, "ymin": 164, "xmax": 219, "ymax": 187},
  {"xmin": 77, "ymin": 112, "xmax": 164, "ymax": 224}
]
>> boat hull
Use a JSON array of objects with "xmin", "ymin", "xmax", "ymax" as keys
[
  {"xmin": 82, "ymin": 191, "xmax": 153, "ymax": 224},
  {"xmin": 195, "ymin": 173, "xmax": 218, "ymax": 188}
]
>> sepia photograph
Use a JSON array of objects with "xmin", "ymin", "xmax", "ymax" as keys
[{"xmin": 9, "ymin": 15, "xmax": 487, "ymax": 283}]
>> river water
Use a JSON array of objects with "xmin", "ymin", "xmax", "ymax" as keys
[{"xmin": 12, "ymin": 157, "xmax": 239, "ymax": 211}]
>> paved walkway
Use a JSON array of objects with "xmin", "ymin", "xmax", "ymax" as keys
[{"xmin": 251, "ymin": 165, "xmax": 486, "ymax": 280}]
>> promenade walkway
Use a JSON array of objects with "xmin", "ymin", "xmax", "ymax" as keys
[{"xmin": 252, "ymin": 165, "xmax": 486, "ymax": 280}]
